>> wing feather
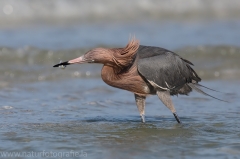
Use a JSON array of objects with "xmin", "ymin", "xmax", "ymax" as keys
[{"xmin": 137, "ymin": 45, "xmax": 201, "ymax": 94}]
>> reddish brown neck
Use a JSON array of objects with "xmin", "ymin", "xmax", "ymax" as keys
[{"xmin": 101, "ymin": 63, "xmax": 150, "ymax": 95}]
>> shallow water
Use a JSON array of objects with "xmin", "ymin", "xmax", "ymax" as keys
[
  {"xmin": 0, "ymin": 78, "xmax": 239, "ymax": 159},
  {"xmin": 1, "ymin": 21, "xmax": 240, "ymax": 50},
  {"xmin": 1, "ymin": 4, "xmax": 240, "ymax": 157},
  {"xmin": 1, "ymin": 39, "xmax": 240, "ymax": 159}
]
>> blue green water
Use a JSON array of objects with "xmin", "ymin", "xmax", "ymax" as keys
[{"xmin": 0, "ymin": 6, "xmax": 240, "ymax": 158}]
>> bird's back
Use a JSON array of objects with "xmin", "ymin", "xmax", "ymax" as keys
[{"xmin": 136, "ymin": 45, "xmax": 201, "ymax": 95}]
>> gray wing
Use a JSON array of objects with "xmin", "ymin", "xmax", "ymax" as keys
[{"xmin": 137, "ymin": 46, "xmax": 201, "ymax": 92}]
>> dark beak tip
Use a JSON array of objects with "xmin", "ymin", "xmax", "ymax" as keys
[
  {"xmin": 53, "ymin": 64, "xmax": 61, "ymax": 67},
  {"xmin": 53, "ymin": 61, "xmax": 70, "ymax": 68}
]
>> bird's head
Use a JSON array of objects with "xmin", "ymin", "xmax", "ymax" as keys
[
  {"xmin": 53, "ymin": 48, "xmax": 115, "ymax": 68},
  {"xmin": 53, "ymin": 38, "xmax": 140, "ymax": 69}
]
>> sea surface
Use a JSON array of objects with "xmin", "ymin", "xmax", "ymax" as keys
[{"xmin": 0, "ymin": 1, "xmax": 240, "ymax": 158}]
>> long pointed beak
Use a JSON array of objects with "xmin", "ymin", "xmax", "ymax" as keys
[{"xmin": 53, "ymin": 56, "xmax": 85, "ymax": 67}]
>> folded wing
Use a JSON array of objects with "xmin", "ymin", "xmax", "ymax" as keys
[{"xmin": 137, "ymin": 46, "xmax": 201, "ymax": 95}]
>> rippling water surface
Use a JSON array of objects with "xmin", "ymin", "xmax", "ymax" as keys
[
  {"xmin": 0, "ymin": 2, "xmax": 240, "ymax": 158},
  {"xmin": 0, "ymin": 78, "xmax": 239, "ymax": 159}
]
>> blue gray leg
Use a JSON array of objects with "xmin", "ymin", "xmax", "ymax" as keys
[{"xmin": 134, "ymin": 94, "xmax": 146, "ymax": 123}]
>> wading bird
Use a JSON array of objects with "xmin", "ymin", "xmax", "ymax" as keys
[{"xmin": 53, "ymin": 38, "xmax": 222, "ymax": 123}]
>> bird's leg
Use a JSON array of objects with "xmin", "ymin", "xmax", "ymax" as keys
[
  {"xmin": 156, "ymin": 91, "xmax": 181, "ymax": 123},
  {"xmin": 134, "ymin": 94, "xmax": 146, "ymax": 123}
]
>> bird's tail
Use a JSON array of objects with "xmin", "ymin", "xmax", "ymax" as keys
[{"xmin": 188, "ymin": 83, "xmax": 228, "ymax": 102}]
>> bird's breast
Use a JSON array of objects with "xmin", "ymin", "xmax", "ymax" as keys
[{"xmin": 101, "ymin": 65, "xmax": 152, "ymax": 95}]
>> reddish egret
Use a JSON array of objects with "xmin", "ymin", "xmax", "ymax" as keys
[{"xmin": 54, "ymin": 38, "xmax": 222, "ymax": 123}]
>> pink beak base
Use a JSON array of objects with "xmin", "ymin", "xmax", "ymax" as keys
[
  {"xmin": 53, "ymin": 56, "xmax": 85, "ymax": 67},
  {"xmin": 68, "ymin": 56, "xmax": 85, "ymax": 64}
]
